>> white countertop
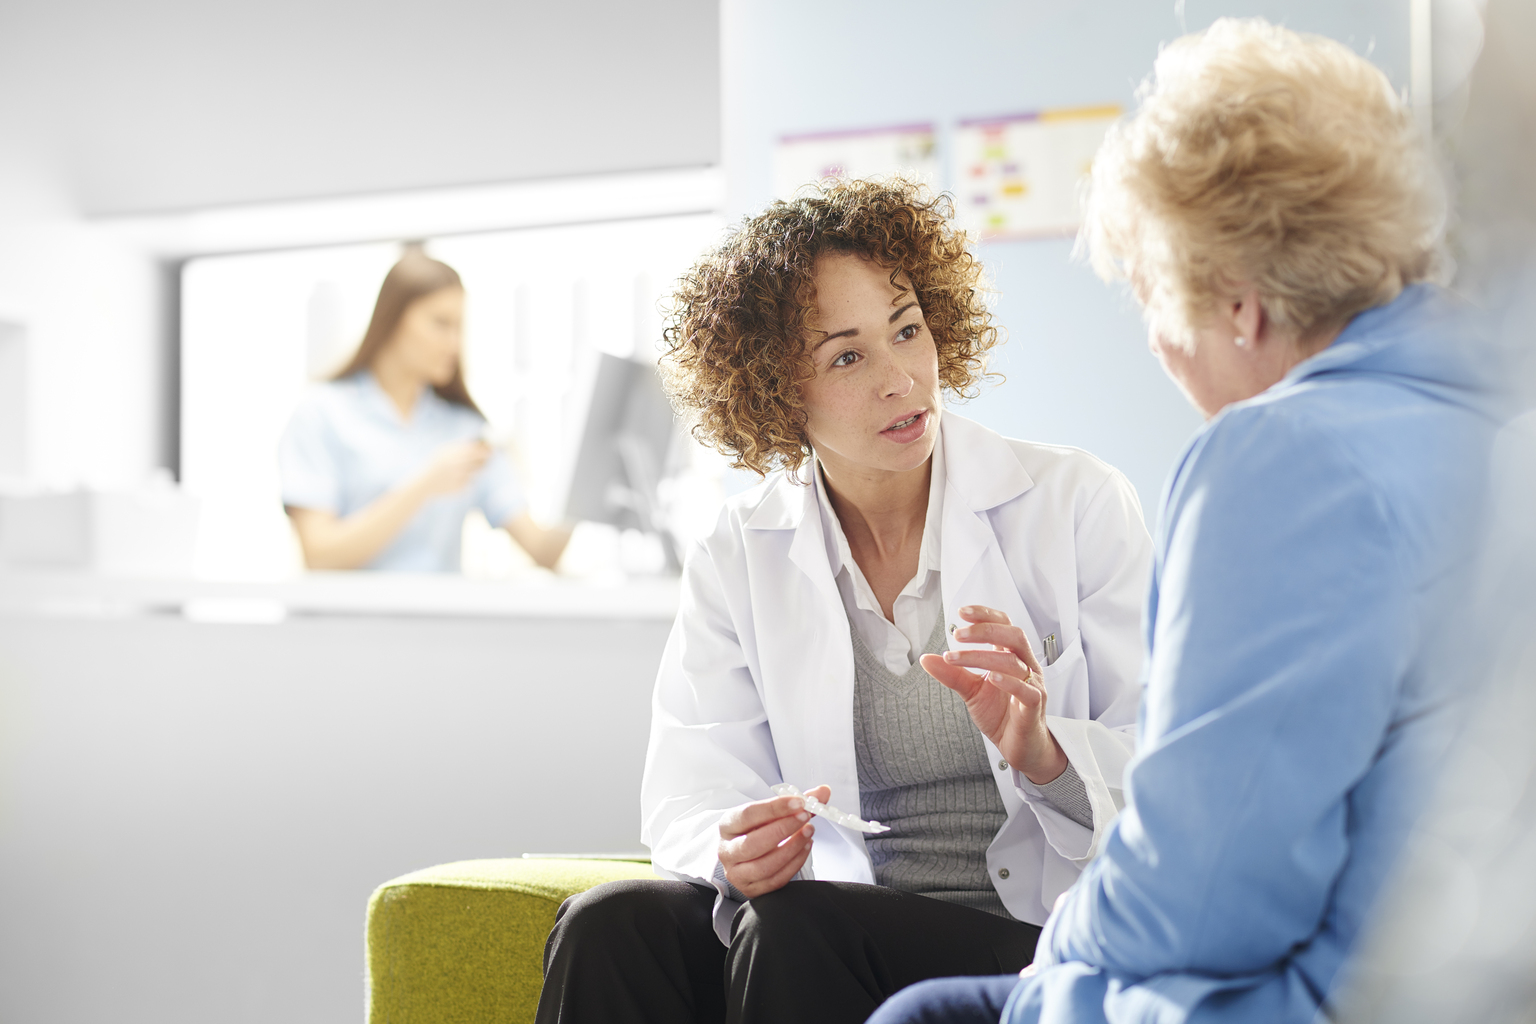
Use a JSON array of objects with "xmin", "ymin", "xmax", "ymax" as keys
[{"xmin": 0, "ymin": 568, "xmax": 681, "ymax": 621}]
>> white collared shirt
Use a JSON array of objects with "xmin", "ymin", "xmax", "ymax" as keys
[{"xmin": 814, "ymin": 437, "xmax": 946, "ymax": 675}]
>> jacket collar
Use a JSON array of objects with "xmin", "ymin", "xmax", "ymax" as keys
[
  {"xmin": 741, "ymin": 411, "xmax": 1032, "ymax": 533},
  {"xmin": 1278, "ymin": 283, "xmax": 1432, "ymax": 388},
  {"xmin": 1262, "ymin": 283, "xmax": 1509, "ymax": 424},
  {"xmin": 938, "ymin": 411, "xmax": 1033, "ymax": 511}
]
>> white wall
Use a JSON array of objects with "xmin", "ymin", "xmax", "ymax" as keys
[
  {"xmin": 721, "ymin": 0, "xmax": 1413, "ymax": 513},
  {"xmin": 0, "ymin": 0, "xmax": 719, "ymax": 215},
  {"xmin": 0, "ymin": 321, "xmax": 28, "ymax": 479},
  {"xmin": 0, "ymin": 610, "xmax": 670, "ymax": 1024},
  {"xmin": 0, "ymin": 208, "xmax": 165, "ymax": 490}
]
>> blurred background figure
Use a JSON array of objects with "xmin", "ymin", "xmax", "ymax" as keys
[
  {"xmin": 280, "ymin": 246, "xmax": 571, "ymax": 571},
  {"xmin": 1330, "ymin": 0, "xmax": 1536, "ymax": 1021}
]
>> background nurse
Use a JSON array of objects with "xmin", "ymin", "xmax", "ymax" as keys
[{"xmin": 279, "ymin": 247, "xmax": 570, "ymax": 572}]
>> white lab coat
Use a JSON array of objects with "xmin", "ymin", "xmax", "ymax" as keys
[{"xmin": 640, "ymin": 413, "xmax": 1151, "ymax": 940}]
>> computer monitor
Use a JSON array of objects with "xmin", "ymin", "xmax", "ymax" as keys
[{"xmin": 562, "ymin": 353, "xmax": 685, "ymax": 571}]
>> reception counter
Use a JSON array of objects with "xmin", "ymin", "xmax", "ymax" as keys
[
  {"xmin": 0, "ymin": 567, "xmax": 682, "ymax": 620},
  {"xmin": 0, "ymin": 571, "xmax": 678, "ymax": 1024}
]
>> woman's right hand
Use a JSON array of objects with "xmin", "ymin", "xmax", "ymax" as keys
[
  {"xmin": 717, "ymin": 785, "xmax": 829, "ymax": 898},
  {"xmin": 416, "ymin": 440, "xmax": 491, "ymax": 497}
]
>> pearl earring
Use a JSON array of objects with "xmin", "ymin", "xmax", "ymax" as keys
[{"xmin": 1234, "ymin": 336, "xmax": 1248, "ymax": 347}]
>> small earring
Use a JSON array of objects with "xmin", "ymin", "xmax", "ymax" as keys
[{"xmin": 1234, "ymin": 335, "xmax": 1248, "ymax": 347}]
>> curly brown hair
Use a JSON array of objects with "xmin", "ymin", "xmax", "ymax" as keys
[{"xmin": 660, "ymin": 177, "xmax": 1000, "ymax": 475}]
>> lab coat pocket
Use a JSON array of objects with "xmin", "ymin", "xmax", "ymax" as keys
[{"xmin": 1040, "ymin": 630, "xmax": 1089, "ymax": 721}]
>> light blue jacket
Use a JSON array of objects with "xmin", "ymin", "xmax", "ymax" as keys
[{"xmin": 1003, "ymin": 286, "xmax": 1502, "ymax": 1024}]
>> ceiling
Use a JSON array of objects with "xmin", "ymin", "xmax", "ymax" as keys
[{"xmin": 0, "ymin": 0, "xmax": 719, "ymax": 216}]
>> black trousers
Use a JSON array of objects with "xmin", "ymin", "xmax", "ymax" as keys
[{"xmin": 535, "ymin": 879, "xmax": 1041, "ymax": 1024}]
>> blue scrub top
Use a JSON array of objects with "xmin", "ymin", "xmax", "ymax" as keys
[{"xmin": 278, "ymin": 374, "xmax": 526, "ymax": 572}]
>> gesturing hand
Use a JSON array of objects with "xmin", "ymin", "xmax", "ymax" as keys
[
  {"xmin": 717, "ymin": 785, "xmax": 828, "ymax": 899},
  {"xmin": 920, "ymin": 606, "xmax": 1068, "ymax": 785}
]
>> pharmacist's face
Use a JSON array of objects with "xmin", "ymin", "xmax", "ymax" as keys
[
  {"xmin": 799, "ymin": 252, "xmax": 942, "ymax": 477},
  {"xmin": 390, "ymin": 286, "xmax": 464, "ymax": 387}
]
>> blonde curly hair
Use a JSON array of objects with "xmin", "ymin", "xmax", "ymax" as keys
[
  {"xmin": 660, "ymin": 177, "xmax": 999, "ymax": 475},
  {"xmin": 1082, "ymin": 17, "xmax": 1445, "ymax": 348}
]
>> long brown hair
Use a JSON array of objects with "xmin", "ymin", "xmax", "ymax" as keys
[{"xmin": 332, "ymin": 245, "xmax": 483, "ymax": 415}]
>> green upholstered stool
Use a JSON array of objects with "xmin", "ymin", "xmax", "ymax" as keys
[{"xmin": 366, "ymin": 856, "xmax": 657, "ymax": 1024}]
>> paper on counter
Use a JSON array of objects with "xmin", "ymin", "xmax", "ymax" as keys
[{"xmin": 771, "ymin": 783, "xmax": 891, "ymax": 834}]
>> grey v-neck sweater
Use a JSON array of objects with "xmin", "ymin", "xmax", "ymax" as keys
[
  {"xmin": 851, "ymin": 618, "xmax": 1095, "ymax": 920},
  {"xmin": 851, "ymin": 619, "xmax": 1016, "ymax": 919}
]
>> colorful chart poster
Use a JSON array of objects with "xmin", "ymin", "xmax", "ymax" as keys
[
  {"xmin": 953, "ymin": 105, "xmax": 1121, "ymax": 240},
  {"xmin": 773, "ymin": 124, "xmax": 938, "ymax": 199}
]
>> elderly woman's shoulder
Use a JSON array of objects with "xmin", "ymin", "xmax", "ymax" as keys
[
  {"xmin": 1168, "ymin": 393, "xmax": 1409, "ymax": 526},
  {"xmin": 1184, "ymin": 397, "xmax": 1337, "ymax": 474}
]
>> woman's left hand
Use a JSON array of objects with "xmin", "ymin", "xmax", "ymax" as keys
[{"xmin": 920, "ymin": 605, "xmax": 1069, "ymax": 785}]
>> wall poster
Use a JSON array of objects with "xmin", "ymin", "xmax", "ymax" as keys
[
  {"xmin": 953, "ymin": 105, "xmax": 1121, "ymax": 240},
  {"xmin": 773, "ymin": 123, "xmax": 938, "ymax": 199}
]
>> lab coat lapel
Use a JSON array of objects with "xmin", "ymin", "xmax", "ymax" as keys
[
  {"xmin": 938, "ymin": 414, "xmax": 1043, "ymax": 659},
  {"xmin": 743, "ymin": 468, "xmax": 863, "ymax": 872},
  {"xmin": 938, "ymin": 414, "xmax": 1040, "ymax": 814}
]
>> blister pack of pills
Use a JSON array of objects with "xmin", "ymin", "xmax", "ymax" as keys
[{"xmin": 771, "ymin": 783, "xmax": 891, "ymax": 834}]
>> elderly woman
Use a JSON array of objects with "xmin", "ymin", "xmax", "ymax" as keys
[
  {"xmin": 533, "ymin": 179, "xmax": 1153, "ymax": 1023},
  {"xmin": 869, "ymin": 18, "xmax": 1503, "ymax": 1024}
]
